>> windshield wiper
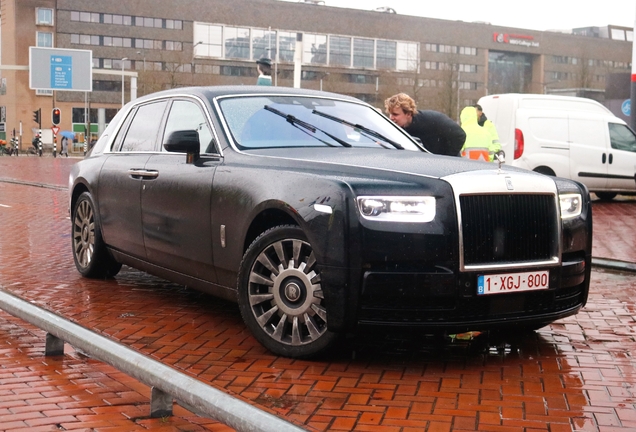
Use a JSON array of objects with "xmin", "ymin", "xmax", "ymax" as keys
[
  {"xmin": 312, "ymin": 109, "xmax": 404, "ymax": 150},
  {"xmin": 263, "ymin": 105, "xmax": 351, "ymax": 148}
]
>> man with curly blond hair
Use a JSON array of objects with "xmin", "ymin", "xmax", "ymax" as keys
[{"xmin": 385, "ymin": 93, "xmax": 465, "ymax": 157}]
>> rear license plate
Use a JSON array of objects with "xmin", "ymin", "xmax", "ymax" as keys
[{"xmin": 477, "ymin": 270, "xmax": 549, "ymax": 295}]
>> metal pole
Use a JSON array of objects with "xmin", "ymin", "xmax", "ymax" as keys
[
  {"xmin": 121, "ymin": 57, "xmax": 128, "ymax": 108},
  {"xmin": 630, "ymin": 9, "xmax": 636, "ymax": 130}
]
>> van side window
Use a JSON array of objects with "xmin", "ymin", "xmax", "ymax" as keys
[{"xmin": 609, "ymin": 123, "xmax": 636, "ymax": 153}]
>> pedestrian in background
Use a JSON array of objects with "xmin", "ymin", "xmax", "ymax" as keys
[
  {"xmin": 61, "ymin": 136, "xmax": 69, "ymax": 157},
  {"xmin": 256, "ymin": 57, "xmax": 272, "ymax": 86},
  {"xmin": 459, "ymin": 106, "xmax": 493, "ymax": 162},
  {"xmin": 384, "ymin": 93, "xmax": 466, "ymax": 156},
  {"xmin": 474, "ymin": 103, "xmax": 501, "ymax": 161}
]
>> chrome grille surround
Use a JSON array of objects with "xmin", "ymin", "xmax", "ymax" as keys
[{"xmin": 442, "ymin": 169, "xmax": 562, "ymax": 272}]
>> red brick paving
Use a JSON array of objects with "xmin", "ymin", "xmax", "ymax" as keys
[{"xmin": 1, "ymin": 157, "xmax": 636, "ymax": 431}]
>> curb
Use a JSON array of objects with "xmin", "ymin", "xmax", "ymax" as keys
[{"xmin": 591, "ymin": 258, "xmax": 636, "ymax": 273}]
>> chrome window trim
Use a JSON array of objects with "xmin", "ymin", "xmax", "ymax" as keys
[{"xmin": 103, "ymin": 93, "xmax": 223, "ymax": 157}]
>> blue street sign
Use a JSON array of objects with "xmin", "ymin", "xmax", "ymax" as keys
[
  {"xmin": 621, "ymin": 99, "xmax": 631, "ymax": 117},
  {"xmin": 50, "ymin": 55, "xmax": 73, "ymax": 89}
]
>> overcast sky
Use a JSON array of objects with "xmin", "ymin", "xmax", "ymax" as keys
[{"xmin": 284, "ymin": 0, "xmax": 636, "ymax": 32}]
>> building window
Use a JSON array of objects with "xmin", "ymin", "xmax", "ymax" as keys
[
  {"xmin": 301, "ymin": 71, "xmax": 320, "ymax": 80},
  {"xmin": 36, "ymin": 8, "xmax": 54, "ymax": 26},
  {"xmin": 397, "ymin": 42, "xmax": 418, "ymax": 71},
  {"xmin": 36, "ymin": 32, "xmax": 53, "ymax": 47},
  {"xmin": 252, "ymin": 29, "xmax": 277, "ymax": 60},
  {"xmin": 303, "ymin": 34, "xmax": 328, "ymax": 65},
  {"xmin": 353, "ymin": 38, "xmax": 374, "ymax": 68},
  {"xmin": 278, "ymin": 32, "xmax": 297, "ymax": 62},
  {"xmin": 193, "ymin": 23, "xmax": 223, "ymax": 58},
  {"xmin": 220, "ymin": 66, "xmax": 255, "ymax": 77},
  {"xmin": 376, "ymin": 40, "xmax": 396, "ymax": 69},
  {"xmin": 329, "ymin": 36, "xmax": 351, "ymax": 67},
  {"xmin": 224, "ymin": 27, "xmax": 250, "ymax": 59},
  {"xmin": 348, "ymin": 74, "xmax": 374, "ymax": 84},
  {"xmin": 166, "ymin": 19, "xmax": 183, "ymax": 30}
]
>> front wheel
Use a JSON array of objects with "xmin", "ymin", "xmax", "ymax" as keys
[
  {"xmin": 72, "ymin": 192, "xmax": 122, "ymax": 278},
  {"xmin": 595, "ymin": 192, "xmax": 617, "ymax": 201},
  {"xmin": 238, "ymin": 225, "xmax": 338, "ymax": 358}
]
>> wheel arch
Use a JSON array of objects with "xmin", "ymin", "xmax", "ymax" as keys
[
  {"xmin": 70, "ymin": 182, "xmax": 90, "ymax": 217},
  {"xmin": 533, "ymin": 165, "xmax": 556, "ymax": 176},
  {"xmin": 243, "ymin": 207, "xmax": 299, "ymax": 254}
]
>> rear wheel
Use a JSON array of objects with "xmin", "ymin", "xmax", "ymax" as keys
[
  {"xmin": 595, "ymin": 192, "xmax": 617, "ymax": 201},
  {"xmin": 72, "ymin": 192, "xmax": 122, "ymax": 278},
  {"xmin": 533, "ymin": 166, "xmax": 555, "ymax": 176},
  {"xmin": 238, "ymin": 225, "xmax": 338, "ymax": 358}
]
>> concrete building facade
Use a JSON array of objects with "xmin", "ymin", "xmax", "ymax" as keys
[{"xmin": 0, "ymin": 0, "xmax": 632, "ymax": 152}]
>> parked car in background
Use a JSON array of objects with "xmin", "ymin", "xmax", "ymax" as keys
[
  {"xmin": 69, "ymin": 86, "xmax": 592, "ymax": 358},
  {"xmin": 478, "ymin": 93, "xmax": 636, "ymax": 200}
]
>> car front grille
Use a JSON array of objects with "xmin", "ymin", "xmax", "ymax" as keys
[{"xmin": 459, "ymin": 194, "xmax": 558, "ymax": 268}]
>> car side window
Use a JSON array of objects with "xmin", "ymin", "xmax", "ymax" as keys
[
  {"xmin": 163, "ymin": 100, "xmax": 215, "ymax": 154},
  {"xmin": 609, "ymin": 123, "xmax": 636, "ymax": 153},
  {"xmin": 120, "ymin": 100, "xmax": 168, "ymax": 152}
]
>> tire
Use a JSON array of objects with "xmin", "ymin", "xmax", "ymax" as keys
[
  {"xmin": 237, "ymin": 225, "xmax": 338, "ymax": 358},
  {"xmin": 72, "ymin": 192, "xmax": 122, "ymax": 278},
  {"xmin": 533, "ymin": 166, "xmax": 556, "ymax": 176},
  {"xmin": 595, "ymin": 192, "xmax": 617, "ymax": 201}
]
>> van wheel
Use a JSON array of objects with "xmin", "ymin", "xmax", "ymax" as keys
[
  {"xmin": 533, "ymin": 166, "xmax": 555, "ymax": 176},
  {"xmin": 595, "ymin": 192, "xmax": 617, "ymax": 201}
]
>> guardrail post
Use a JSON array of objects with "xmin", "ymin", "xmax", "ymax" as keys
[
  {"xmin": 45, "ymin": 333, "xmax": 64, "ymax": 355},
  {"xmin": 150, "ymin": 386, "xmax": 173, "ymax": 418}
]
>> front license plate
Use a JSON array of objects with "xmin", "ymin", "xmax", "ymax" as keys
[{"xmin": 477, "ymin": 270, "xmax": 549, "ymax": 295}]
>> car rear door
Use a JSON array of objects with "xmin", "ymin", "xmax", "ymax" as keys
[
  {"xmin": 141, "ymin": 97, "xmax": 220, "ymax": 283},
  {"xmin": 98, "ymin": 100, "xmax": 168, "ymax": 259}
]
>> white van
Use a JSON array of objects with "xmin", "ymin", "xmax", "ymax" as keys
[{"xmin": 477, "ymin": 93, "xmax": 636, "ymax": 200}]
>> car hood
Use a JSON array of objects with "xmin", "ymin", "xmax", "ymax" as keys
[{"xmin": 241, "ymin": 147, "xmax": 530, "ymax": 180}]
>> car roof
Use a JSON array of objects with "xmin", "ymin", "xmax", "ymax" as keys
[{"xmin": 133, "ymin": 85, "xmax": 363, "ymax": 105}]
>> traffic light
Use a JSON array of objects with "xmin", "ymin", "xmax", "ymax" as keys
[
  {"xmin": 32, "ymin": 108, "xmax": 41, "ymax": 125},
  {"xmin": 52, "ymin": 107, "xmax": 61, "ymax": 125}
]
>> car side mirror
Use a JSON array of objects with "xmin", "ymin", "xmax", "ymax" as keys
[{"xmin": 164, "ymin": 130, "xmax": 200, "ymax": 163}]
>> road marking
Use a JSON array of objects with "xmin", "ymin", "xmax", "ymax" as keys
[{"xmin": 0, "ymin": 204, "xmax": 10, "ymax": 208}]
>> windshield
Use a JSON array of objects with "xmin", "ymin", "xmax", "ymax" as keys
[{"xmin": 218, "ymin": 95, "xmax": 422, "ymax": 151}]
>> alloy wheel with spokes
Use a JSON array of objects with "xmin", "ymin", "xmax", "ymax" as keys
[
  {"xmin": 73, "ymin": 198, "xmax": 95, "ymax": 269},
  {"xmin": 71, "ymin": 192, "xmax": 122, "ymax": 278},
  {"xmin": 238, "ymin": 225, "xmax": 337, "ymax": 357}
]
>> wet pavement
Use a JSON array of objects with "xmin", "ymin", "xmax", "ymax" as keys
[{"xmin": 1, "ymin": 156, "xmax": 636, "ymax": 431}]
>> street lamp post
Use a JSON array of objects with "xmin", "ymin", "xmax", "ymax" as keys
[
  {"xmin": 191, "ymin": 41, "xmax": 203, "ymax": 81},
  {"xmin": 121, "ymin": 57, "xmax": 128, "ymax": 108}
]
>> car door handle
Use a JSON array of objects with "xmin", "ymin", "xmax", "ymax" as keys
[
  {"xmin": 602, "ymin": 153, "xmax": 607, "ymax": 164},
  {"xmin": 608, "ymin": 153, "xmax": 613, "ymax": 164},
  {"xmin": 128, "ymin": 169, "xmax": 159, "ymax": 179}
]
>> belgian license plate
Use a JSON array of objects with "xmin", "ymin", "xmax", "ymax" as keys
[{"xmin": 477, "ymin": 270, "xmax": 549, "ymax": 295}]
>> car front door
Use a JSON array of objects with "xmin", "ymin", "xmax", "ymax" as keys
[
  {"xmin": 606, "ymin": 122, "xmax": 636, "ymax": 192},
  {"xmin": 568, "ymin": 116, "xmax": 609, "ymax": 191},
  {"xmin": 141, "ymin": 98, "xmax": 220, "ymax": 283},
  {"xmin": 98, "ymin": 100, "xmax": 168, "ymax": 259}
]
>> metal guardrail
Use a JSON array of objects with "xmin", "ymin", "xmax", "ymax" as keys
[{"xmin": 0, "ymin": 288, "xmax": 305, "ymax": 432}]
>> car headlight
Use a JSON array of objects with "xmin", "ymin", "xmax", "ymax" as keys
[
  {"xmin": 357, "ymin": 196, "xmax": 436, "ymax": 223},
  {"xmin": 559, "ymin": 193, "xmax": 582, "ymax": 219}
]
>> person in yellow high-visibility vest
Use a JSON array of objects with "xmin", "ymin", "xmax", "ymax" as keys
[
  {"xmin": 474, "ymin": 104, "xmax": 501, "ymax": 161},
  {"xmin": 460, "ymin": 106, "xmax": 492, "ymax": 162}
]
